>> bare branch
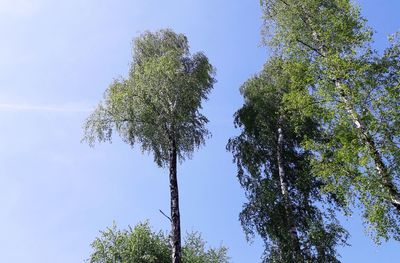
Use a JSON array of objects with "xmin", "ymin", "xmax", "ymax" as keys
[{"xmin": 159, "ymin": 209, "xmax": 172, "ymax": 222}]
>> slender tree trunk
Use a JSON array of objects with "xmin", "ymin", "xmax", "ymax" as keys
[
  {"xmin": 335, "ymin": 80, "xmax": 400, "ymax": 212},
  {"xmin": 309, "ymin": 22, "xmax": 400, "ymax": 212},
  {"xmin": 169, "ymin": 139, "xmax": 182, "ymax": 263},
  {"xmin": 276, "ymin": 116, "xmax": 302, "ymax": 262},
  {"xmin": 298, "ymin": 15, "xmax": 400, "ymax": 212}
]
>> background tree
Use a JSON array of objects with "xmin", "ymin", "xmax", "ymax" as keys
[
  {"xmin": 83, "ymin": 29, "xmax": 216, "ymax": 263},
  {"xmin": 259, "ymin": 0, "xmax": 400, "ymax": 241},
  {"xmin": 227, "ymin": 58, "xmax": 348, "ymax": 262},
  {"xmin": 87, "ymin": 221, "xmax": 229, "ymax": 263}
]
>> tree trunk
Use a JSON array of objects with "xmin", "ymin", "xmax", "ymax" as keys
[
  {"xmin": 169, "ymin": 139, "xmax": 182, "ymax": 263},
  {"xmin": 297, "ymin": 16, "xmax": 400, "ymax": 212},
  {"xmin": 276, "ymin": 116, "xmax": 302, "ymax": 261},
  {"xmin": 308, "ymin": 22, "xmax": 400, "ymax": 212},
  {"xmin": 335, "ymin": 80, "xmax": 400, "ymax": 212}
]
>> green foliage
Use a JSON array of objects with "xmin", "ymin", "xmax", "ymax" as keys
[
  {"xmin": 183, "ymin": 232, "xmax": 229, "ymax": 263},
  {"xmin": 228, "ymin": 58, "xmax": 348, "ymax": 262},
  {"xmin": 82, "ymin": 29, "xmax": 215, "ymax": 167},
  {"xmin": 87, "ymin": 222, "xmax": 229, "ymax": 263},
  {"xmin": 88, "ymin": 222, "xmax": 170, "ymax": 263},
  {"xmin": 259, "ymin": 0, "xmax": 400, "ymax": 241},
  {"xmin": 260, "ymin": 0, "xmax": 371, "ymax": 57}
]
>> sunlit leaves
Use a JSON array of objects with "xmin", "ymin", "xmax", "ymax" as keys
[
  {"xmin": 83, "ymin": 29, "xmax": 215, "ymax": 167},
  {"xmin": 259, "ymin": 0, "xmax": 400, "ymax": 241},
  {"xmin": 88, "ymin": 222, "xmax": 229, "ymax": 263}
]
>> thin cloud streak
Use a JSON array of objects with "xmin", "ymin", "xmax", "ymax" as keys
[{"xmin": 0, "ymin": 103, "xmax": 93, "ymax": 112}]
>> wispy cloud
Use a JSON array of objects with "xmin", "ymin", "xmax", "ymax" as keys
[{"xmin": 0, "ymin": 103, "xmax": 93, "ymax": 112}]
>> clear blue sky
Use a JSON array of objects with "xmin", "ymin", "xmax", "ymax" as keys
[{"xmin": 0, "ymin": 0, "xmax": 398, "ymax": 262}]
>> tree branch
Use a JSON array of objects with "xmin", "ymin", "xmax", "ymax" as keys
[
  {"xmin": 296, "ymin": 39, "xmax": 326, "ymax": 58},
  {"xmin": 159, "ymin": 209, "xmax": 172, "ymax": 222}
]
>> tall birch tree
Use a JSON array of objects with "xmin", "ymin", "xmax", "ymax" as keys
[
  {"xmin": 228, "ymin": 58, "xmax": 347, "ymax": 262},
  {"xmin": 259, "ymin": 0, "xmax": 400, "ymax": 241},
  {"xmin": 83, "ymin": 29, "xmax": 216, "ymax": 263}
]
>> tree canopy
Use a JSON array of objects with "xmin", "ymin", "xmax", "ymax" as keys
[
  {"xmin": 83, "ymin": 29, "xmax": 216, "ymax": 263},
  {"xmin": 228, "ymin": 58, "xmax": 348, "ymax": 262},
  {"xmin": 83, "ymin": 29, "xmax": 215, "ymax": 167},
  {"xmin": 87, "ymin": 222, "xmax": 229, "ymax": 263},
  {"xmin": 259, "ymin": 0, "xmax": 400, "ymax": 241}
]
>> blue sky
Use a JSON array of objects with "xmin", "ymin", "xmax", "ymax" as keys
[{"xmin": 0, "ymin": 0, "xmax": 399, "ymax": 262}]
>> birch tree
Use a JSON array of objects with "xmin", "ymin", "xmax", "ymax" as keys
[
  {"xmin": 83, "ymin": 29, "xmax": 216, "ymax": 263},
  {"xmin": 228, "ymin": 58, "xmax": 347, "ymax": 262},
  {"xmin": 259, "ymin": 0, "xmax": 400, "ymax": 241}
]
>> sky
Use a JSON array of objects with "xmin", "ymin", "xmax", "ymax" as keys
[{"xmin": 0, "ymin": 0, "xmax": 399, "ymax": 262}]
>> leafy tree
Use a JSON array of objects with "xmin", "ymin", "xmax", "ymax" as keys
[
  {"xmin": 87, "ymin": 221, "xmax": 229, "ymax": 263},
  {"xmin": 83, "ymin": 29, "xmax": 216, "ymax": 262},
  {"xmin": 259, "ymin": 0, "xmax": 400, "ymax": 241},
  {"xmin": 228, "ymin": 58, "xmax": 348, "ymax": 262},
  {"xmin": 182, "ymin": 231, "xmax": 229, "ymax": 263}
]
